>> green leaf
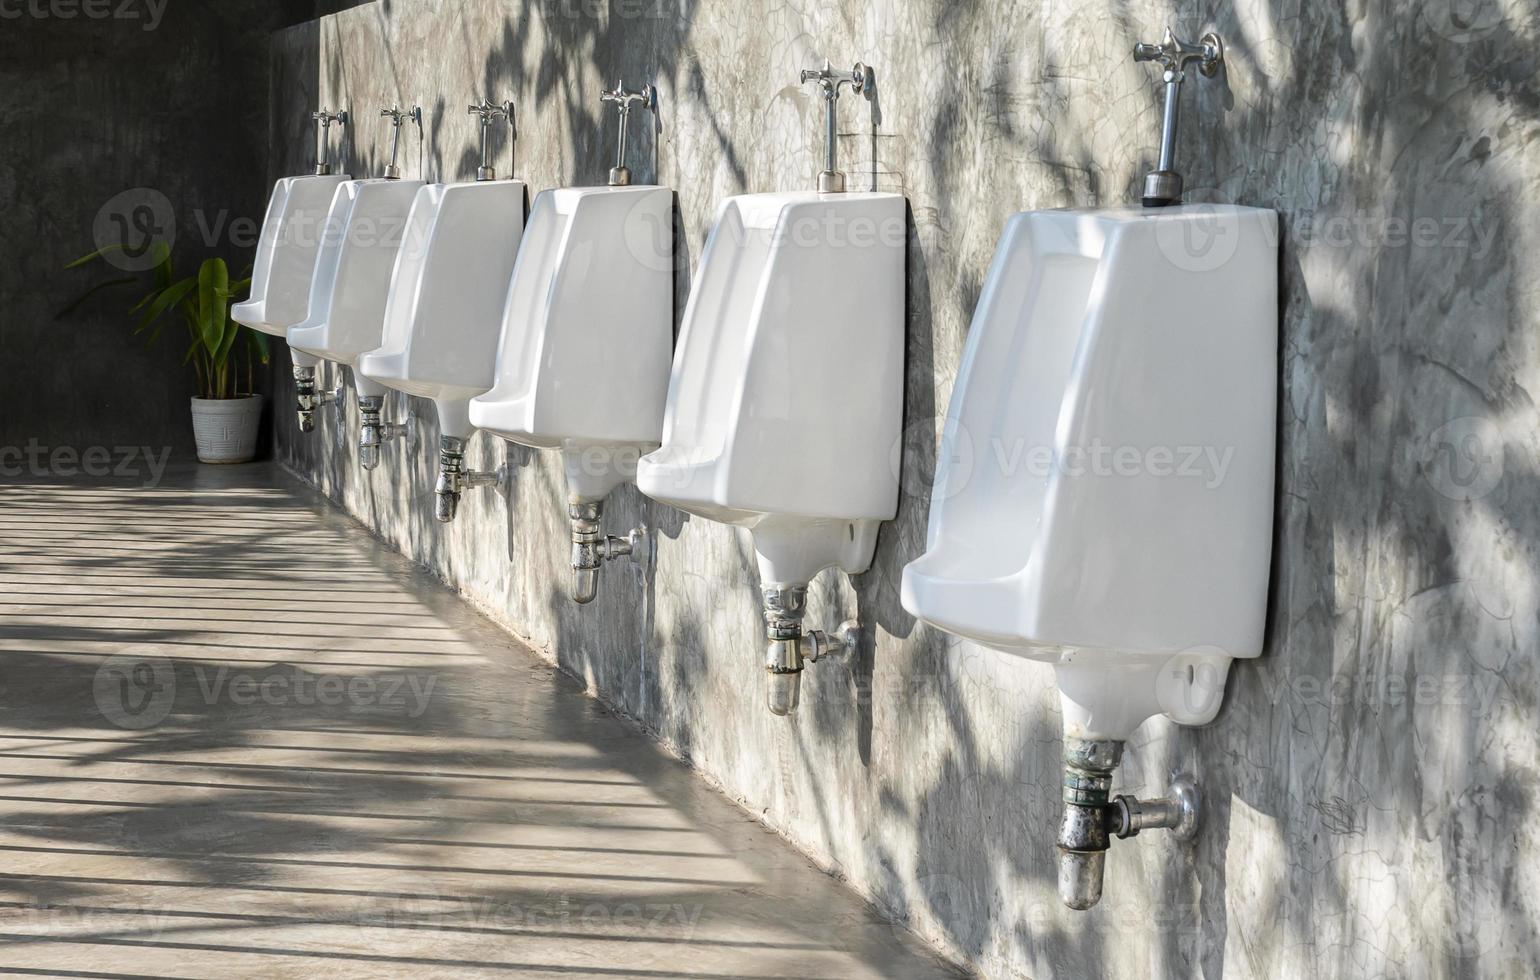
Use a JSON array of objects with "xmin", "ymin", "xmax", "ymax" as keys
[
  {"xmin": 197, "ymin": 258, "xmax": 229, "ymax": 359},
  {"xmin": 149, "ymin": 240, "xmax": 174, "ymax": 290},
  {"xmin": 53, "ymin": 276, "xmax": 137, "ymax": 319},
  {"xmin": 128, "ymin": 289, "xmax": 158, "ymax": 316},
  {"xmin": 246, "ymin": 327, "xmax": 270, "ymax": 365},
  {"xmin": 214, "ymin": 311, "xmax": 241, "ymax": 363},
  {"xmin": 132, "ymin": 276, "xmax": 197, "ymax": 336},
  {"xmin": 63, "ymin": 244, "xmax": 129, "ymax": 270}
]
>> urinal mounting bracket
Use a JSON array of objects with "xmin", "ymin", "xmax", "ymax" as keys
[
  {"xmin": 468, "ymin": 99, "xmax": 516, "ymax": 181},
  {"xmin": 312, "ymin": 108, "xmax": 349, "ymax": 176},
  {"xmin": 293, "ymin": 365, "xmax": 346, "ymax": 434},
  {"xmin": 380, "ymin": 105, "xmax": 423, "ymax": 180},
  {"xmin": 357, "ymin": 396, "xmax": 415, "ymax": 471},
  {"xmin": 798, "ymin": 60, "xmax": 875, "ymax": 193},
  {"xmin": 1133, "ymin": 27, "xmax": 1222, "ymax": 208},
  {"xmin": 599, "ymin": 80, "xmax": 659, "ymax": 186}
]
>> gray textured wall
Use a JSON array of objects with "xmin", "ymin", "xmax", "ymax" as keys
[
  {"xmin": 272, "ymin": 1, "xmax": 1540, "ymax": 977},
  {"xmin": 0, "ymin": 0, "xmax": 328, "ymax": 458}
]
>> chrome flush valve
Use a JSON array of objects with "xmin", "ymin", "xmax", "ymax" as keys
[
  {"xmin": 293, "ymin": 366, "xmax": 346, "ymax": 433},
  {"xmin": 356, "ymin": 396, "xmax": 413, "ymax": 471},
  {"xmin": 568, "ymin": 499, "xmax": 649, "ymax": 603},
  {"xmin": 1133, "ymin": 27, "xmax": 1223, "ymax": 207},
  {"xmin": 761, "ymin": 584, "xmax": 860, "ymax": 715},
  {"xmin": 1056, "ymin": 736, "xmax": 1201, "ymax": 910},
  {"xmin": 434, "ymin": 436, "xmax": 507, "ymax": 523},
  {"xmin": 798, "ymin": 60, "xmax": 876, "ymax": 193},
  {"xmin": 599, "ymin": 80, "xmax": 658, "ymax": 187},
  {"xmin": 379, "ymin": 105, "xmax": 423, "ymax": 180},
  {"xmin": 312, "ymin": 108, "xmax": 349, "ymax": 176},
  {"xmin": 467, "ymin": 99, "xmax": 515, "ymax": 181}
]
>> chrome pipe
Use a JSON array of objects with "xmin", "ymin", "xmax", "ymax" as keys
[
  {"xmin": 798, "ymin": 61, "xmax": 874, "ymax": 194},
  {"xmin": 1056, "ymin": 736, "xmax": 1123, "ymax": 910},
  {"xmin": 293, "ymin": 365, "xmax": 343, "ymax": 434},
  {"xmin": 1133, "ymin": 27, "xmax": 1223, "ymax": 207},
  {"xmin": 759, "ymin": 585, "xmax": 858, "ymax": 716},
  {"xmin": 467, "ymin": 99, "xmax": 514, "ymax": 181},
  {"xmin": 312, "ymin": 108, "xmax": 348, "ymax": 176},
  {"xmin": 379, "ymin": 105, "xmax": 422, "ymax": 180},
  {"xmin": 824, "ymin": 87, "xmax": 837, "ymax": 175},
  {"xmin": 1054, "ymin": 733, "xmax": 1202, "ymax": 910},
  {"xmin": 1114, "ymin": 776, "xmax": 1201, "ymax": 841},
  {"xmin": 762, "ymin": 585, "xmax": 808, "ymax": 716},
  {"xmin": 434, "ymin": 435, "xmax": 506, "ymax": 523},
  {"xmin": 568, "ymin": 498, "xmax": 647, "ymax": 604},
  {"xmin": 600, "ymin": 80, "xmax": 658, "ymax": 187},
  {"xmin": 356, "ymin": 395, "xmax": 410, "ymax": 471},
  {"xmin": 1157, "ymin": 75, "xmax": 1182, "ymax": 172}
]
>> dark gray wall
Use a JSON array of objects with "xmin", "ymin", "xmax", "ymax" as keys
[
  {"xmin": 0, "ymin": 0, "xmax": 325, "ymax": 459},
  {"xmin": 272, "ymin": 2, "xmax": 1540, "ymax": 978}
]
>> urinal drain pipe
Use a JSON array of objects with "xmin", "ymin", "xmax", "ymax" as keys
[
  {"xmin": 1056, "ymin": 736, "xmax": 1123, "ymax": 911},
  {"xmin": 568, "ymin": 499, "xmax": 647, "ymax": 605},
  {"xmin": 760, "ymin": 586, "xmax": 859, "ymax": 717},
  {"xmin": 1055, "ymin": 736, "xmax": 1202, "ymax": 910},
  {"xmin": 356, "ymin": 395, "xmax": 411, "ymax": 471},
  {"xmin": 434, "ymin": 436, "xmax": 506, "ymax": 524},
  {"xmin": 762, "ymin": 585, "xmax": 809, "ymax": 717},
  {"xmin": 292, "ymin": 365, "xmax": 344, "ymax": 434}
]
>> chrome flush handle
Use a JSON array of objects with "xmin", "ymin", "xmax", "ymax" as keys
[
  {"xmin": 797, "ymin": 60, "xmax": 875, "ymax": 193},
  {"xmin": 379, "ymin": 104, "xmax": 422, "ymax": 180},
  {"xmin": 467, "ymin": 99, "xmax": 515, "ymax": 181},
  {"xmin": 312, "ymin": 108, "xmax": 349, "ymax": 176},
  {"xmin": 1132, "ymin": 26, "xmax": 1223, "ymax": 207},
  {"xmin": 599, "ymin": 80, "xmax": 659, "ymax": 186}
]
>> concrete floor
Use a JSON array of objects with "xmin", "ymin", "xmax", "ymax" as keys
[{"xmin": 0, "ymin": 464, "xmax": 962, "ymax": 979}]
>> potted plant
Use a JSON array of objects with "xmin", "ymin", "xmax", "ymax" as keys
[{"xmin": 62, "ymin": 241, "xmax": 270, "ymax": 463}]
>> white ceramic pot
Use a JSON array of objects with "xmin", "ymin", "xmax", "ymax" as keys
[{"xmin": 190, "ymin": 395, "xmax": 263, "ymax": 464}]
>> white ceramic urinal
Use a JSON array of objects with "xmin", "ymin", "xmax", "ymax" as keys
[
  {"xmin": 356, "ymin": 180, "xmax": 525, "ymax": 470},
  {"xmin": 232, "ymin": 172, "xmax": 350, "ymax": 342},
  {"xmin": 902, "ymin": 203, "xmax": 1277, "ymax": 734},
  {"xmin": 903, "ymin": 205, "xmax": 1276, "ymax": 909},
  {"xmin": 356, "ymin": 99, "xmax": 525, "ymax": 521},
  {"xmin": 637, "ymin": 187, "xmax": 905, "ymax": 712},
  {"xmin": 637, "ymin": 189, "xmax": 905, "ymax": 575},
  {"xmin": 286, "ymin": 176, "xmax": 425, "ymax": 450},
  {"xmin": 639, "ymin": 61, "xmax": 903, "ymax": 715},
  {"xmin": 904, "ymin": 30, "xmax": 1272, "ymax": 911},
  {"xmin": 234, "ymin": 110, "xmax": 352, "ymax": 338},
  {"xmin": 469, "ymin": 81, "xmax": 672, "ymax": 603},
  {"xmin": 285, "ymin": 106, "xmax": 428, "ymax": 447}
]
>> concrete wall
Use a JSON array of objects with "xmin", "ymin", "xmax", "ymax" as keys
[
  {"xmin": 271, "ymin": 1, "xmax": 1540, "ymax": 977},
  {"xmin": 0, "ymin": 0, "xmax": 328, "ymax": 459}
]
